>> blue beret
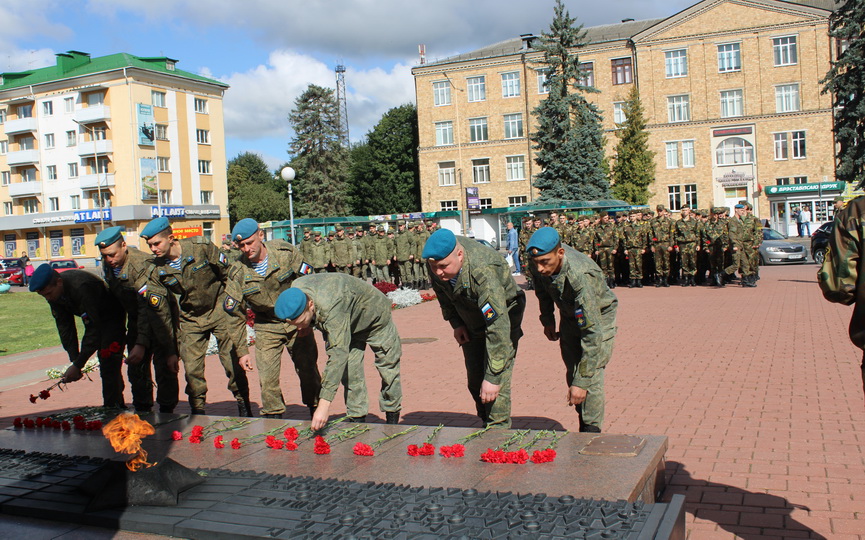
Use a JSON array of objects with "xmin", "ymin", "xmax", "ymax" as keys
[
  {"xmin": 231, "ymin": 218, "xmax": 259, "ymax": 242},
  {"xmin": 526, "ymin": 227, "xmax": 561, "ymax": 257},
  {"xmin": 141, "ymin": 217, "xmax": 171, "ymax": 239},
  {"xmin": 734, "ymin": 204, "xmax": 745, "ymax": 209},
  {"xmin": 94, "ymin": 226, "xmax": 124, "ymax": 248},
  {"xmin": 422, "ymin": 229, "xmax": 457, "ymax": 260},
  {"xmin": 275, "ymin": 288, "xmax": 308, "ymax": 321},
  {"xmin": 29, "ymin": 264, "xmax": 58, "ymax": 292}
]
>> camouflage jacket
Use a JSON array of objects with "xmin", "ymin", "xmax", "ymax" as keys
[
  {"xmin": 329, "ymin": 236, "xmax": 353, "ymax": 267},
  {"xmin": 307, "ymin": 239, "xmax": 331, "ymax": 269},
  {"xmin": 394, "ymin": 229, "xmax": 415, "ymax": 261},
  {"xmin": 651, "ymin": 217, "xmax": 675, "ymax": 244},
  {"xmin": 102, "ymin": 246, "xmax": 154, "ymax": 349},
  {"xmin": 675, "ymin": 218, "xmax": 699, "ymax": 244}
]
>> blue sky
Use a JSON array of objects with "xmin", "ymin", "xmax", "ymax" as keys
[{"xmin": 1, "ymin": 0, "xmax": 695, "ymax": 169}]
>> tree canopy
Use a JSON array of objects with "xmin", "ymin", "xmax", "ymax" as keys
[
  {"xmin": 611, "ymin": 86, "xmax": 655, "ymax": 205},
  {"xmin": 226, "ymin": 152, "xmax": 287, "ymax": 226}
]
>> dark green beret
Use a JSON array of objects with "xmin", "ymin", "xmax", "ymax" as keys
[{"xmin": 29, "ymin": 264, "xmax": 57, "ymax": 292}]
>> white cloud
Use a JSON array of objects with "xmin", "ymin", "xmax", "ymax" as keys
[{"xmin": 0, "ymin": 0, "xmax": 70, "ymax": 72}]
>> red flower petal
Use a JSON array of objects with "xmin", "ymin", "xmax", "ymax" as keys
[
  {"xmin": 171, "ymin": 430, "xmax": 183, "ymax": 441},
  {"xmin": 284, "ymin": 427, "xmax": 299, "ymax": 441},
  {"xmin": 230, "ymin": 438, "xmax": 241, "ymax": 450},
  {"xmin": 353, "ymin": 442, "xmax": 374, "ymax": 456}
]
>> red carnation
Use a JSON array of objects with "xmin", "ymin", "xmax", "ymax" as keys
[
  {"xmin": 508, "ymin": 449, "xmax": 529, "ymax": 464},
  {"xmin": 23, "ymin": 418, "xmax": 35, "ymax": 429},
  {"xmin": 189, "ymin": 435, "xmax": 202, "ymax": 444},
  {"xmin": 284, "ymin": 440, "xmax": 298, "ymax": 451},
  {"xmin": 230, "ymin": 438, "xmax": 241, "ymax": 450},
  {"xmin": 407, "ymin": 444, "xmax": 420, "ymax": 456},
  {"xmin": 284, "ymin": 427, "xmax": 299, "ymax": 441},
  {"xmin": 29, "ymin": 395, "xmax": 37, "ymax": 404},
  {"xmin": 52, "ymin": 420, "xmax": 62, "ymax": 430},
  {"xmin": 439, "ymin": 444, "xmax": 465, "ymax": 458},
  {"xmin": 36, "ymin": 417, "xmax": 45, "ymax": 428},
  {"xmin": 191, "ymin": 425, "xmax": 204, "ymax": 436},
  {"xmin": 313, "ymin": 435, "xmax": 331, "ymax": 455},
  {"xmin": 530, "ymin": 449, "xmax": 557, "ymax": 464},
  {"xmin": 13, "ymin": 418, "xmax": 23, "ymax": 428},
  {"xmin": 353, "ymin": 442, "xmax": 374, "ymax": 456},
  {"xmin": 265, "ymin": 435, "xmax": 284, "ymax": 449},
  {"xmin": 171, "ymin": 430, "xmax": 183, "ymax": 441},
  {"xmin": 39, "ymin": 389, "xmax": 51, "ymax": 400},
  {"xmin": 73, "ymin": 415, "xmax": 84, "ymax": 422},
  {"xmin": 87, "ymin": 420, "xmax": 102, "ymax": 431},
  {"xmin": 214, "ymin": 435, "xmax": 225, "ymax": 449},
  {"xmin": 74, "ymin": 421, "xmax": 86, "ymax": 431},
  {"xmin": 61, "ymin": 421, "xmax": 71, "ymax": 431}
]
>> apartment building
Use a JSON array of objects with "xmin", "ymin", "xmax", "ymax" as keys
[
  {"xmin": 412, "ymin": 0, "xmax": 842, "ymax": 236},
  {"xmin": 0, "ymin": 51, "xmax": 230, "ymax": 263}
]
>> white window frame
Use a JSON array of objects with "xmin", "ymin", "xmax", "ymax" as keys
[
  {"xmin": 472, "ymin": 158, "xmax": 490, "ymax": 184},
  {"xmin": 68, "ymin": 163, "xmax": 78, "ymax": 178},
  {"xmin": 668, "ymin": 185, "xmax": 682, "ymax": 211},
  {"xmin": 720, "ymin": 89, "xmax": 743, "ymax": 118},
  {"xmin": 715, "ymin": 137, "xmax": 754, "ymax": 166},
  {"xmin": 0, "ymin": 140, "xmax": 6, "ymax": 155},
  {"xmin": 44, "ymin": 133, "xmax": 55, "ymax": 149},
  {"xmin": 155, "ymin": 124, "xmax": 168, "ymax": 141},
  {"xmin": 791, "ymin": 131, "xmax": 806, "ymax": 159},
  {"xmin": 64, "ymin": 97, "xmax": 74, "ymax": 113},
  {"xmin": 684, "ymin": 184, "xmax": 698, "ymax": 208},
  {"xmin": 159, "ymin": 189, "xmax": 172, "ymax": 205},
  {"xmin": 468, "ymin": 117, "xmax": 488, "ymax": 142},
  {"xmin": 774, "ymin": 132, "xmax": 789, "ymax": 160},
  {"xmin": 665, "ymin": 142, "xmax": 679, "ymax": 169},
  {"xmin": 579, "ymin": 62, "xmax": 594, "ymax": 87},
  {"xmin": 196, "ymin": 129, "xmax": 210, "ymax": 144},
  {"xmin": 440, "ymin": 200, "xmax": 458, "ymax": 212},
  {"xmin": 432, "ymin": 81, "xmax": 451, "ymax": 106},
  {"xmin": 503, "ymin": 113, "xmax": 523, "ymax": 139},
  {"xmin": 194, "ymin": 98, "xmax": 208, "ymax": 114},
  {"xmin": 70, "ymin": 195, "xmax": 80, "ymax": 210},
  {"xmin": 665, "ymin": 49, "xmax": 688, "ymax": 78},
  {"xmin": 613, "ymin": 102, "xmax": 626, "ymax": 124},
  {"xmin": 537, "ymin": 70, "xmax": 550, "ymax": 94},
  {"xmin": 773, "ymin": 35, "xmax": 798, "ymax": 67},
  {"xmin": 198, "ymin": 160, "xmax": 212, "ymax": 174},
  {"xmin": 49, "ymin": 197, "xmax": 59, "ymax": 211},
  {"xmin": 435, "ymin": 121, "xmax": 453, "ymax": 146},
  {"xmin": 667, "ymin": 95, "xmax": 690, "ymax": 123},
  {"xmin": 437, "ymin": 161, "xmax": 456, "ymax": 186},
  {"xmin": 508, "ymin": 196, "xmax": 528, "ymax": 207},
  {"xmin": 3, "ymin": 202, "xmax": 12, "ymax": 215},
  {"xmin": 46, "ymin": 165, "xmax": 57, "ymax": 180},
  {"xmin": 505, "ymin": 155, "xmax": 526, "ymax": 181},
  {"xmin": 478, "ymin": 197, "xmax": 493, "ymax": 210},
  {"xmin": 466, "ymin": 76, "xmax": 486, "ymax": 102},
  {"xmin": 152, "ymin": 90, "xmax": 166, "ymax": 108},
  {"xmin": 717, "ymin": 42, "xmax": 742, "ymax": 73},
  {"xmin": 0, "ymin": 109, "xmax": 5, "ymax": 124},
  {"xmin": 66, "ymin": 130, "xmax": 77, "ymax": 147},
  {"xmin": 682, "ymin": 140, "xmax": 695, "ymax": 168},
  {"xmin": 42, "ymin": 101, "xmax": 53, "ymax": 116},
  {"xmin": 501, "ymin": 72, "xmax": 520, "ymax": 98},
  {"xmin": 21, "ymin": 168, "xmax": 36, "ymax": 182},
  {"xmin": 200, "ymin": 190, "xmax": 213, "ymax": 204},
  {"xmin": 1, "ymin": 171, "xmax": 10, "ymax": 185},
  {"xmin": 775, "ymin": 84, "xmax": 800, "ymax": 113},
  {"xmin": 22, "ymin": 199, "xmax": 38, "ymax": 214},
  {"xmin": 157, "ymin": 157, "xmax": 170, "ymax": 173}
]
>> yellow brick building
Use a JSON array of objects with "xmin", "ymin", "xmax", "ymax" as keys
[
  {"xmin": 0, "ymin": 51, "xmax": 230, "ymax": 264},
  {"xmin": 412, "ymin": 0, "xmax": 840, "ymax": 236}
]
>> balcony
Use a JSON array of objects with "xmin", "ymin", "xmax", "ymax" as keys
[
  {"xmin": 5, "ymin": 149, "xmax": 40, "ymax": 166},
  {"xmin": 77, "ymin": 139, "xmax": 113, "ymax": 156},
  {"xmin": 79, "ymin": 173, "xmax": 115, "ymax": 190},
  {"xmin": 8, "ymin": 181, "xmax": 42, "ymax": 197},
  {"xmin": 3, "ymin": 116, "xmax": 38, "ymax": 134},
  {"xmin": 73, "ymin": 105, "xmax": 111, "ymax": 124}
]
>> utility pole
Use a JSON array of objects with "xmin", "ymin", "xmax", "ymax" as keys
[{"xmin": 335, "ymin": 64, "xmax": 349, "ymax": 147}]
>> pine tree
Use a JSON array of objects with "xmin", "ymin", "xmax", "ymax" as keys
[
  {"xmin": 821, "ymin": 0, "xmax": 865, "ymax": 187},
  {"xmin": 531, "ymin": 0, "xmax": 611, "ymax": 202},
  {"xmin": 288, "ymin": 84, "xmax": 351, "ymax": 217},
  {"xmin": 611, "ymin": 86, "xmax": 655, "ymax": 204}
]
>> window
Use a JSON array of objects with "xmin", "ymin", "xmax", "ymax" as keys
[
  {"xmin": 1, "ymin": 171, "xmax": 10, "ymax": 185},
  {"xmin": 93, "ymin": 126, "xmax": 107, "ymax": 140},
  {"xmin": 537, "ymin": 70, "xmax": 550, "ymax": 94},
  {"xmin": 684, "ymin": 184, "xmax": 698, "ymax": 208},
  {"xmin": 91, "ymin": 157, "xmax": 108, "ymax": 174},
  {"xmin": 668, "ymin": 186, "xmax": 681, "ymax": 211},
  {"xmin": 166, "ymin": 60, "xmax": 176, "ymax": 71},
  {"xmin": 198, "ymin": 160, "xmax": 211, "ymax": 174},
  {"xmin": 467, "ymin": 76, "xmax": 486, "ymax": 102},
  {"xmin": 715, "ymin": 137, "xmax": 754, "ymax": 165},
  {"xmin": 68, "ymin": 163, "xmax": 78, "ymax": 178},
  {"xmin": 775, "ymin": 131, "xmax": 806, "ymax": 159},
  {"xmin": 666, "ymin": 142, "xmax": 679, "ymax": 168},
  {"xmin": 200, "ymin": 191, "xmax": 213, "ymax": 204},
  {"xmin": 773, "ymin": 36, "xmax": 798, "ymax": 66},
  {"xmin": 155, "ymin": 124, "xmax": 168, "ymax": 140},
  {"xmin": 578, "ymin": 62, "xmax": 594, "ymax": 87},
  {"xmin": 791, "ymin": 131, "xmax": 806, "ymax": 159},
  {"xmin": 3, "ymin": 202, "xmax": 11, "ymax": 215},
  {"xmin": 501, "ymin": 72, "xmax": 520, "ymax": 98},
  {"xmin": 776, "ymin": 176, "xmax": 808, "ymax": 185},
  {"xmin": 49, "ymin": 197, "xmax": 59, "ymax": 211},
  {"xmin": 19, "ymin": 136, "xmax": 34, "ymax": 150},
  {"xmin": 157, "ymin": 157, "xmax": 170, "ymax": 173},
  {"xmin": 472, "ymin": 158, "xmax": 490, "ymax": 184},
  {"xmin": 774, "ymin": 132, "xmax": 788, "ymax": 159},
  {"xmin": 508, "ymin": 196, "xmax": 528, "ymax": 207},
  {"xmin": 196, "ymin": 129, "xmax": 210, "ymax": 144},
  {"xmin": 437, "ymin": 161, "xmax": 456, "ymax": 186},
  {"xmin": 22, "ymin": 199, "xmax": 38, "ymax": 214},
  {"xmin": 506, "ymin": 156, "xmax": 525, "ymax": 181},
  {"xmin": 503, "ymin": 113, "xmax": 523, "ymax": 139},
  {"xmin": 433, "ymin": 81, "xmax": 451, "ymax": 106},
  {"xmin": 720, "ymin": 89, "xmax": 743, "ymax": 118},
  {"xmin": 478, "ymin": 198, "xmax": 493, "ymax": 209},
  {"xmin": 44, "ymin": 133, "xmax": 55, "ymax": 149},
  {"xmin": 0, "ymin": 141, "xmax": 6, "ymax": 154},
  {"xmin": 70, "ymin": 195, "xmax": 80, "ymax": 210},
  {"xmin": 152, "ymin": 91, "xmax": 166, "ymax": 108},
  {"xmin": 66, "ymin": 130, "xmax": 77, "ymax": 146},
  {"xmin": 21, "ymin": 168, "xmax": 36, "ymax": 182},
  {"xmin": 17, "ymin": 104, "xmax": 32, "ymax": 118},
  {"xmin": 159, "ymin": 190, "xmax": 172, "ymax": 204},
  {"xmin": 775, "ymin": 84, "xmax": 800, "ymax": 113},
  {"xmin": 435, "ymin": 121, "xmax": 453, "ymax": 145},
  {"xmin": 87, "ymin": 92, "xmax": 104, "ymax": 106},
  {"xmin": 665, "ymin": 49, "xmax": 688, "ymax": 78},
  {"xmin": 613, "ymin": 102, "xmax": 626, "ymax": 124},
  {"xmin": 468, "ymin": 117, "xmax": 488, "ymax": 142},
  {"xmin": 64, "ymin": 97, "xmax": 74, "ymax": 113},
  {"xmin": 440, "ymin": 200, "xmax": 458, "ymax": 211},
  {"xmin": 667, "ymin": 95, "xmax": 690, "ymax": 123},
  {"xmin": 46, "ymin": 165, "xmax": 57, "ymax": 180},
  {"xmin": 682, "ymin": 141, "xmax": 695, "ymax": 168},
  {"xmin": 611, "ymin": 57, "xmax": 633, "ymax": 85},
  {"xmin": 42, "ymin": 101, "xmax": 53, "ymax": 116},
  {"xmin": 92, "ymin": 192, "xmax": 111, "ymax": 208},
  {"xmin": 718, "ymin": 43, "xmax": 741, "ymax": 72},
  {"xmin": 194, "ymin": 98, "xmax": 208, "ymax": 113},
  {"xmin": 0, "ymin": 109, "xmax": 5, "ymax": 123}
]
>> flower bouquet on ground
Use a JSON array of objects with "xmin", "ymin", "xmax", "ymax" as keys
[
  {"xmin": 407, "ymin": 424, "xmax": 443, "ymax": 456},
  {"xmin": 352, "ymin": 425, "xmax": 419, "ymax": 456},
  {"xmin": 439, "ymin": 425, "xmax": 492, "ymax": 458}
]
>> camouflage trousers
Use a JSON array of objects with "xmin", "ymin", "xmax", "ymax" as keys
[
  {"xmin": 746, "ymin": 243, "xmax": 760, "ymax": 274},
  {"xmin": 126, "ymin": 342, "xmax": 179, "ymax": 413},
  {"xmin": 397, "ymin": 260, "xmax": 414, "ymax": 286},
  {"xmin": 351, "ymin": 264, "xmax": 363, "ymax": 280},
  {"xmin": 654, "ymin": 244, "xmax": 671, "ymax": 277},
  {"xmin": 340, "ymin": 318, "xmax": 403, "ymax": 417},
  {"xmin": 558, "ymin": 314, "xmax": 614, "ymax": 432},
  {"xmin": 177, "ymin": 307, "xmax": 251, "ymax": 412},
  {"xmin": 596, "ymin": 248, "xmax": 615, "ymax": 279},
  {"xmin": 726, "ymin": 244, "xmax": 754, "ymax": 276},
  {"xmin": 679, "ymin": 243, "xmax": 697, "ymax": 276},
  {"xmin": 626, "ymin": 248, "xmax": 643, "ymax": 280},
  {"xmin": 254, "ymin": 323, "xmax": 321, "ymax": 416},
  {"xmin": 413, "ymin": 261, "xmax": 427, "ymax": 284},
  {"xmin": 373, "ymin": 264, "xmax": 391, "ymax": 283},
  {"xmin": 333, "ymin": 265, "xmax": 351, "ymax": 274}
]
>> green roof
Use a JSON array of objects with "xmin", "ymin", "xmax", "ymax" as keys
[{"xmin": 0, "ymin": 51, "xmax": 228, "ymax": 92}]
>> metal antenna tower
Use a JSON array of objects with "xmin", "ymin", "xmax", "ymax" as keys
[{"xmin": 334, "ymin": 64, "xmax": 349, "ymax": 147}]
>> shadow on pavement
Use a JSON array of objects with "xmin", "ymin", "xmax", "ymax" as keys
[{"xmin": 665, "ymin": 461, "xmax": 826, "ymax": 540}]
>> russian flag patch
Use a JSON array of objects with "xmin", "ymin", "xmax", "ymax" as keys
[
  {"xmin": 481, "ymin": 302, "xmax": 497, "ymax": 323},
  {"xmin": 299, "ymin": 262, "xmax": 312, "ymax": 275},
  {"xmin": 219, "ymin": 252, "xmax": 227, "ymax": 265},
  {"xmin": 137, "ymin": 283, "xmax": 148, "ymax": 296},
  {"xmin": 575, "ymin": 308, "xmax": 587, "ymax": 329}
]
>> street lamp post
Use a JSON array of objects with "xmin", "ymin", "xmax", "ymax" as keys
[
  {"xmin": 280, "ymin": 167, "xmax": 297, "ymax": 245},
  {"xmin": 72, "ymin": 119, "xmax": 105, "ymax": 231}
]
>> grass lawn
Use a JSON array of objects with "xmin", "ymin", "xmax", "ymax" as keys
[{"xmin": 0, "ymin": 290, "xmax": 83, "ymax": 356}]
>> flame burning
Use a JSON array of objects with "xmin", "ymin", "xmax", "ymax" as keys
[{"xmin": 102, "ymin": 413, "xmax": 156, "ymax": 471}]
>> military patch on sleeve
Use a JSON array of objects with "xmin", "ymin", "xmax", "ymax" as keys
[
  {"xmin": 223, "ymin": 295, "xmax": 239, "ymax": 313},
  {"xmin": 147, "ymin": 293, "xmax": 164, "ymax": 309},
  {"xmin": 481, "ymin": 302, "xmax": 497, "ymax": 323},
  {"xmin": 299, "ymin": 262, "xmax": 312, "ymax": 275},
  {"xmin": 575, "ymin": 308, "xmax": 588, "ymax": 329},
  {"xmin": 137, "ymin": 283, "xmax": 148, "ymax": 296},
  {"xmin": 219, "ymin": 252, "xmax": 227, "ymax": 266}
]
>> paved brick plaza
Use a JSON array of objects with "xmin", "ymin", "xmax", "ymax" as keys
[{"xmin": 1, "ymin": 262, "xmax": 863, "ymax": 539}]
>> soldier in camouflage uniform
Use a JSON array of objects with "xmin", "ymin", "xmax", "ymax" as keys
[
  {"xmin": 413, "ymin": 221, "xmax": 430, "ymax": 289},
  {"xmin": 527, "ymin": 227, "xmax": 617, "ymax": 432},
  {"xmin": 140, "ymin": 217, "xmax": 252, "ymax": 416},
  {"xmin": 613, "ymin": 213, "xmax": 629, "ymax": 286},
  {"xmin": 363, "ymin": 224, "xmax": 378, "ymax": 281},
  {"xmin": 621, "ymin": 210, "xmax": 648, "ymax": 288},
  {"xmin": 595, "ymin": 214, "xmax": 619, "ymax": 289},
  {"xmin": 276, "ymin": 273, "xmax": 402, "ymax": 429},
  {"xmin": 223, "ymin": 219, "xmax": 322, "ymax": 418},
  {"xmin": 349, "ymin": 227, "xmax": 365, "ymax": 280},
  {"xmin": 299, "ymin": 228, "xmax": 313, "ymax": 259},
  {"xmin": 725, "ymin": 204, "xmax": 755, "ymax": 287},
  {"xmin": 651, "ymin": 206, "xmax": 675, "ymax": 287},
  {"xmin": 394, "ymin": 220, "xmax": 415, "ymax": 288},
  {"xmin": 675, "ymin": 205, "xmax": 700, "ymax": 287},
  {"xmin": 743, "ymin": 202, "xmax": 763, "ymax": 281},
  {"xmin": 704, "ymin": 208, "xmax": 730, "ymax": 287},
  {"xmin": 573, "ymin": 215, "xmax": 596, "ymax": 258},
  {"xmin": 372, "ymin": 225, "xmax": 393, "ymax": 283},
  {"xmin": 518, "ymin": 216, "xmax": 534, "ymax": 289},
  {"xmin": 307, "ymin": 231, "xmax": 331, "ymax": 273},
  {"xmin": 424, "ymin": 229, "xmax": 525, "ymax": 428},
  {"xmin": 329, "ymin": 225, "xmax": 353, "ymax": 274}
]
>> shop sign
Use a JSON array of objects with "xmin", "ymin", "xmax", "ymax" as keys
[
  {"xmin": 74, "ymin": 209, "xmax": 112, "ymax": 223},
  {"xmin": 765, "ymin": 181, "xmax": 845, "ymax": 196},
  {"xmin": 713, "ymin": 126, "xmax": 752, "ymax": 137},
  {"xmin": 32, "ymin": 214, "xmax": 75, "ymax": 225},
  {"xmin": 716, "ymin": 170, "xmax": 754, "ymax": 185},
  {"xmin": 172, "ymin": 226, "xmax": 202, "ymax": 239},
  {"xmin": 185, "ymin": 207, "xmax": 221, "ymax": 216},
  {"xmin": 151, "ymin": 206, "xmax": 185, "ymax": 218},
  {"xmin": 466, "ymin": 187, "xmax": 480, "ymax": 215}
]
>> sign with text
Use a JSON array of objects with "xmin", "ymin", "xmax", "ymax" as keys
[
  {"xmin": 151, "ymin": 206, "xmax": 185, "ymax": 218},
  {"xmin": 765, "ymin": 181, "xmax": 844, "ymax": 196},
  {"xmin": 466, "ymin": 187, "xmax": 480, "ymax": 214},
  {"xmin": 74, "ymin": 208, "xmax": 112, "ymax": 223},
  {"xmin": 171, "ymin": 226, "xmax": 203, "ymax": 239},
  {"xmin": 137, "ymin": 104, "xmax": 155, "ymax": 146}
]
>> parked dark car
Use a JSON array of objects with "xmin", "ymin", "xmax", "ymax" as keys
[
  {"xmin": 758, "ymin": 228, "xmax": 807, "ymax": 265},
  {"xmin": 0, "ymin": 258, "xmax": 25, "ymax": 285},
  {"xmin": 810, "ymin": 221, "xmax": 832, "ymax": 265}
]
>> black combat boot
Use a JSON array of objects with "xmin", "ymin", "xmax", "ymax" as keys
[
  {"xmin": 628, "ymin": 279, "xmax": 635, "ymax": 288},
  {"xmin": 655, "ymin": 278, "xmax": 662, "ymax": 288},
  {"xmin": 385, "ymin": 411, "xmax": 400, "ymax": 424},
  {"xmin": 261, "ymin": 413, "xmax": 282, "ymax": 419},
  {"xmin": 237, "ymin": 398, "xmax": 253, "ymax": 418},
  {"xmin": 346, "ymin": 415, "xmax": 367, "ymax": 423},
  {"xmin": 191, "ymin": 408, "xmax": 206, "ymax": 415},
  {"xmin": 663, "ymin": 277, "xmax": 670, "ymax": 287},
  {"xmin": 636, "ymin": 279, "xmax": 643, "ymax": 288}
]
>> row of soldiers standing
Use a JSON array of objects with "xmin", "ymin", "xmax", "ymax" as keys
[
  {"xmin": 518, "ymin": 202, "xmax": 764, "ymax": 289},
  {"xmin": 296, "ymin": 220, "xmax": 437, "ymax": 289}
]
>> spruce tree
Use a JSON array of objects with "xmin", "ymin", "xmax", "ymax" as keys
[
  {"xmin": 288, "ymin": 84, "xmax": 351, "ymax": 217},
  {"xmin": 531, "ymin": 0, "xmax": 611, "ymax": 202},
  {"xmin": 611, "ymin": 86, "xmax": 655, "ymax": 204},
  {"xmin": 821, "ymin": 0, "xmax": 865, "ymax": 187}
]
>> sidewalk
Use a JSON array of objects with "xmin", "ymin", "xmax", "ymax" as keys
[{"xmin": 1, "ymin": 263, "xmax": 863, "ymax": 538}]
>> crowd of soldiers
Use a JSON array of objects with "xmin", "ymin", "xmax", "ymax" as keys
[
  {"xmin": 291, "ymin": 219, "xmax": 438, "ymax": 290},
  {"xmin": 518, "ymin": 201, "xmax": 765, "ymax": 290}
]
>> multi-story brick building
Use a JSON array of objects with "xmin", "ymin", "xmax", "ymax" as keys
[
  {"xmin": 412, "ymin": 0, "xmax": 843, "ymax": 236},
  {"xmin": 0, "ymin": 51, "xmax": 230, "ymax": 264}
]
